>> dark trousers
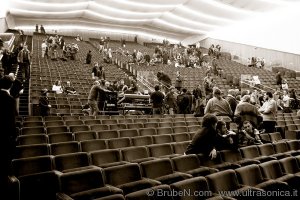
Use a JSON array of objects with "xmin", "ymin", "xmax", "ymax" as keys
[
  {"xmin": 21, "ymin": 62, "xmax": 30, "ymax": 80},
  {"xmin": 262, "ymin": 121, "xmax": 276, "ymax": 133}
]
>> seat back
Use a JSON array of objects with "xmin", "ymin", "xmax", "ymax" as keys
[
  {"xmin": 107, "ymin": 137, "xmax": 131, "ymax": 149},
  {"xmin": 98, "ymin": 130, "xmax": 119, "ymax": 139},
  {"xmin": 259, "ymin": 160, "xmax": 285, "ymax": 179},
  {"xmin": 12, "ymin": 155, "xmax": 53, "ymax": 177},
  {"xmin": 15, "ymin": 144, "xmax": 50, "ymax": 159},
  {"xmin": 235, "ymin": 164, "xmax": 265, "ymax": 186},
  {"xmin": 171, "ymin": 154, "xmax": 201, "ymax": 172},
  {"xmin": 147, "ymin": 144, "xmax": 174, "ymax": 157},
  {"xmin": 73, "ymin": 131, "xmax": 97, "ymax": 141},
  {"xmin": 220, "ymin": 149, "xmax": 243, "ymax": 163},
  {"xmin": 50, "ymin": 141, "xmax": 80, "ymax": 155},
  {"xmin": 273, "ymin": 141, "xmax": 289, "ymax": 154},
  {"xmin": 103, "ymin": 163, "xmax": 142, "ymax": 186},
  {"xmin": 89, "ymin": 149, "xmax": 122, "ymax": 167},
  {"xmin": 139, "ymin": 128, "xmax": 157, "ymax": 136},
  {"xmin": 131, "ymin": 136, "xmax": 153, "ymax": 146},
  {"xmin": 80, "ymin": 139, "xmax": 107, "ymax": 152},
  {"xmin": 240, "ymin": 145, "xmax": 260, "ymax": 159},
  {"xmin": 279, "ymin": 157, "xmax": 300, "ymax": 174},
  {"xmin": 59, "ymin": 168, "xmax": 105, "ymax": 195},
  {"xmin": 140, "ymin": 158, "xmax": 174, "ymax": 179},
  {"xmin": 54, "ymin": 152, "xmax": 90, "ymax": 172},
  {"xmin": 257, "ymin": 143, "xmax": 276, "ymax": 156},
  {"xmin": 206, "ymin": 169, "xmax": 241, "ymax": 192},
  {"xmin": 121, "ymin": 146, "xmax": 150, "ymax": 162}
]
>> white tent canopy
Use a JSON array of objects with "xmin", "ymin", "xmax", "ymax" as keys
[{"xmin": 2, "ymin": 0, "xmax": 300, "ymax": 53}]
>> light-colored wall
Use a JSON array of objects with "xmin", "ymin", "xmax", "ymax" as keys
[
  {"xmin": 200, "ymin": 37, "xmax": 300, "ymax": 72},
  {"xmin": 0, "ymin": 17, "xmax": 8, "ymax": 33}
]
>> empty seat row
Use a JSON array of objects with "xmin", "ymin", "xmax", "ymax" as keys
[
  {"xmin": 15, "ymin": 141, "xmax": 191, "ymax": 159},
  {"xmin": 20, "ymin": 125, "xmax": 199, "ymax": 136},
  {"xmin": 17, "ymin": 131, "xmax": 192, "ymax": 146},
  {"xmin": 12, "ymin": 152, "xmax": 300, "ymax": 200}
]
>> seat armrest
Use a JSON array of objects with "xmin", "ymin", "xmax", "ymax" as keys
[
  {"xmin": 141, "ymin": 178, "xmax": 162, "ymax": 185},
  {"xmin": 56, "ymin": 192, "xmax": 74, "ymax": 200}
]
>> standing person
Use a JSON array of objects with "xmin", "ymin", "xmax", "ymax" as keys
[
  {"xmin": 86, "ymin": 50, "xmax": 92, "ymax": 64},
  {"xmin": 165, "ymin": 86, "xmax": 178, "ymax": 115},
  {"xmin": 39, "ymin": 88, "xmax": 51, "ymax": 116},
  {"xmin": 150, "ymin": 85, "xmax": 165, "ymax": 115},
  {"xmin": 92, "ymin": 62, "xmax": 99, "ymax": 80},
  {"xmin": 185, "ymin": 114, "xmax": 218, "ymax": 159},
  {"xmin": 88, "ymin": 81, "xmax": 101, "ymax": 116},
  {"xmin": 175, "ymin": 71, "xmax": 183, "ymax": 92},
  {"xmin": 8, "ymin": 73, "xmax": 24, "ymax": 116},
  {"xmin": 0, "ymin": 75, "xmax": 16, "ymax": 195},
  {"xmin": 275, "ymin": 71, "xmax": 282, "ymax": 86},
  {"xmin": 40, "ymin": 25, "xmax": 46, "ymax": 34},
  {"xmin": 258, "ymin": 91, "xmax": 277, "ymax": 133},
  {"xmin": 41, "ymin": 40, "xmax": 48, "ymax": 59},
  {"xmin": 17, "ymin": 45, "xmax": 31, "ymax": 82},
  {"xmin": 97, "ymin": 66, "xmax": 106, "ymax": 80}
]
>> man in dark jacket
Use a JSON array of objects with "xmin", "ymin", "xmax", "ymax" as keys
[
  {"xmin": 185, "ymin": 114, "xmax": 218, "ymax": 159},
  {"xmin": 39, "ymin": 88, "xmax": 51, "ymax": 116},
  {"xmin": 0, "ymin": 75, "xmax": 16, "ymax": 195}
]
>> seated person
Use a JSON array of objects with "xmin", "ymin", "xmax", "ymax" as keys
[
  {"xmin": 52, "ymin": 80, "xmax": 63, "ymax": 94},
  {"xmin": 64, "ymin": 81, "xmax": 77, "ymax": 95},
  {"xmin": 238, "ymin": 120, "xmax": 265, "ymax": 148},
  {"xmin": 215, "ymin": 120, "xmax": 238, "ymax": 150}
]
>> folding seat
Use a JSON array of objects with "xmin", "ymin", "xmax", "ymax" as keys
[
  {"xmin": 98, "ymin": 130, "xmax": 119, "ymax": 139},
  {"xmin": 22, "ymin": 121, "xmax": 44, "ymax": 128},
  {"xmin": 148, "ymin": 118, "xmax": 161, "ymax": 123},
  {"xmin": 103, "ymin": 163, "xmax": 160, "ymax": 195},
  {"xmin": 125, "ymin": 185, "xmax": 172, "ymax": 200},
  {"xmin": 23, "ymin": 116, "xmax": 43, "ymax": 122},
  {"xmin": 73, "ymin": 131, "xmax": 98, "ymax": 141},
  {"xmin": 259, "ymin": 133, "xmax": 271, "ymax": 143},
  {"xmin": 15, "ymin": 144, "xmax": 50, "ymax": 159},
  {"xmin": 80, "ymin": 139, "xmax": 107, "ymax": 152},
  {"xmin": 140, "ymin": 158, "xmax": 192, "ymax": 185},
  {"xmin": 44, "ymin": 116, "xmax": 62, "ymax": 122},
  {"xmin": 188, "ymin": 125, "xmax": 200, "ymax": 133},
  {"xmin": 57, "ymin": 168, "xmax": 122, "ymax": 200},
  {"xmin": 110, "ymin": 124, "xmax": 127, "ymax": 130},
  {"xmin": 259, "ymin": 160, "xmax": 300, "ymax": 191},
  {"xmin": 79, "ymin": 115, "xmax": 96, "ymax": 121},
  {"xmin": 126, "ymin": 123, "xmax": 144, "ymax": 130},
  {"xmin": 118, "ymin": 118, "xmax": 133, "ymax": 124},
  {"xmin": 206, "ymin": 169, "xmax": 263, "ymax": 200},
  {"xmin": 153, "ymin": 134, "xmax": 173, "ymax": 144},
  {"xmin": 131, "ymin": 136, "xmax": 153, "ymax": 147},
  {"xmin": 235, "ymin": 164, "xmax": 290, "ymax": 192},
  {"xmin": 69, "ymin": 125, "xmax": 90, "ymax": 133},
  {"xmin": 147, "ymin": 143, "xmax": 181, "ymax": 158},
  {"xmin": 172, "ymin": 141, "xmax": 190, "ymax": 154},
  {"xmin": 121, "ymin": 146, "xmax": 155, "ymax": 163},
  {"xmin": 186, "ymin": 121, "xmax": 200, "ymax": 126},
  {"xmin": 269, "ymin": 132, "xmax": 287, "ymax": 142},
  {"xmin": 156, "ymin": 127, "xmax": 173, "ymax": 135},
  {"xmin": 11, "ymin": 155, "xmax": 60, "ymax": 200},
  {"xmin": 50, "ymin": 141, "xmax": 80, "ymax": 155},
  {"xmin": 220, "ymin": 149, "xmax": 260, "ymax": 166},
  {"xmin": 144, "ymin": 122, "xmax": 159, "ymax": 128},
  {"xmin": 139, "ymin": 128, "xmax": 156, "ymax": 136},
  {"xmin": 90, "ymin": 124, "xmax": 109, "ymax": 132},
  {"xmin": 173, "ymin": 126, "xmax": 189, "ymax": 134},
  {"xmin": 160, "ymin": 118, "xmax": 173, "ymax": 123},
  {"xmin": 101, "ymin": 119, "xmax": 118, "ymax": 125},
  {"xmin": 198, "ymin": 152, "xmax": 241, "ymax": 171},
  {"xmin": 65, "ymin": 120, "xmax": 84, "ymax": 127},
  {"xmin": 119, "ymin": 129, "xmax": 139, "ymax": 138},
  {"xmin": 133, "ymin": 118, "xmax": 148, "ymax": 124},
  {"xmin": 170, "ymin": 177, "xmax": 223, "ymax": 200},
  {"xmin": 46, "ymin": 125, "xmax": 69, "ymax": 134},
  {"xmin": 173, "ymin": 121, "xmax": 186, "ymax": 127},
  {"xmin": 287, "ymin": 140, "xmax": 300, "ymax": 154},
  {"xmin": 21, "ymin": 126, "xmax": 45, "ymax": 135},
  {"xmin": 240, "ymin": 145, "xmax": 276, "ymax": 163},
  {"xmin": 17, "ymin": 134, "xmax": 48, "ymax": 146},
  {"xmin": 48, "ymin": 132, "xmax": 74, "ymax": 144},
  {"xmin": 62, "ymin": 115, "xmax": 79, "ymax": 121},
  {"xmin": 171, "ymin": 154, "xmax": 218, "ymax": 177},
  {"xmin": 53, "ymin": 152, "xmax": 98, "ymax": 173},
  {"xmin": 273, "ymin": 141, "xmax": 297, "ymax": 156},
  {"xmin": 44, "ymin": 120, "xmax": 65, "ymax": 127},
  {"xmin": 83, "ymin": 119, "xmax": 101, "ymax": 126},
  {"xmin": 159, "ymin": 122, "xmax": 173, "ymax": 128},
  {"xmin": 173, "ymin": 117, "xmax": 185, "ymax": 122},
  {"xmin": 279, "ymin": 157, "xmax": 300, "ymax": 176},
  {"xmin": 172, "ymin": 133, "xmax": 190, "ymax": 142},
  {"xmin": 257, "ymin": 143, "xmax": 289, "ymax": 159},
  {"xmin": 110, "ymin": 115, "xmax": 125, "ymax": 120},
  {"xmin": 107, "ymin": 137, "xmax": 131, "ymax": 149},
  {"xmin": 89, "ymin": 149, "xmax": 129, "ymax": 168}
]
